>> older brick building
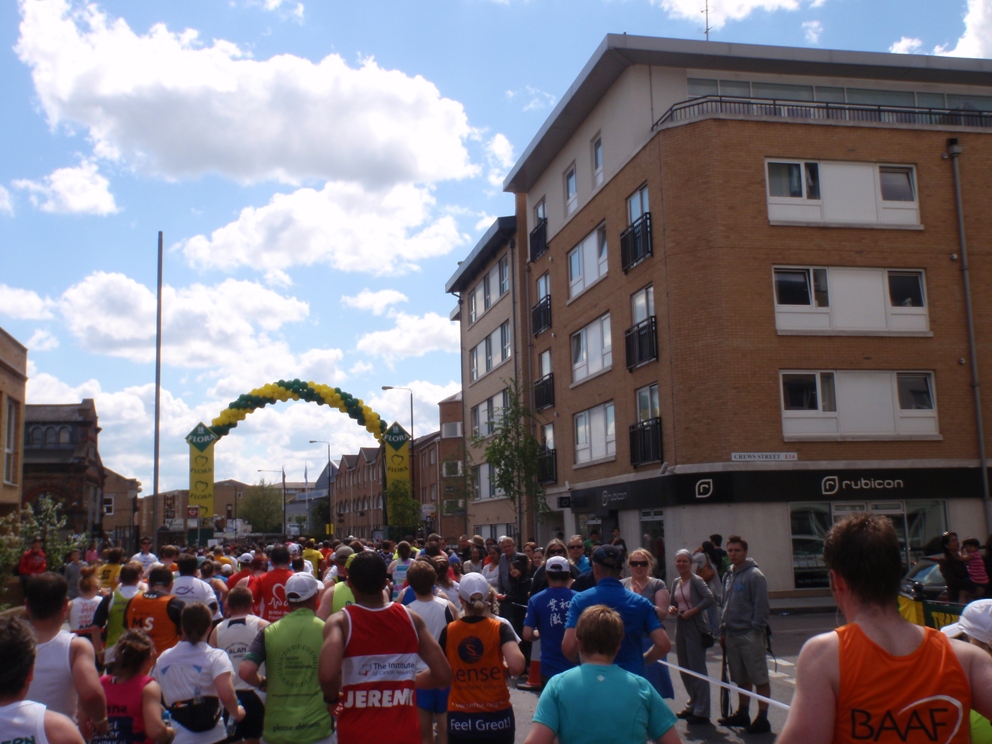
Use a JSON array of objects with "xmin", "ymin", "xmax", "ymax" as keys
[
  {"xmin": 0, "ymin": 328, "xmax": 27, "ymax": 515},
  {"xmin": 460, "ymin": 35, "xmax": 992, "ymax": 594}
]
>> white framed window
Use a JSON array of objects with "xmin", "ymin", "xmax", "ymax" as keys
[
  {"xmin": 469, "ymin": 323, "xmax": 511, "ymax": 382},
  {"xmin": 774, "ymin": 266, "xmax": 928, "ymax": 334},
  {"xmin": 4, "ymin": 398, "xmax": 17, "ymax": 485},
  {"xmin": 568, "ymin": 224, "xmax": 608, "ymax": 299},
  {"xmin": 442, "ymin": 460, "xmax": 463, "ymax": 477},
  {"xmin": 572, "ymin": 313, "xmax": 612, "ymax": 383},
  {"xmin": 766, "ymin": 160, "xmax": 920, "ymax": 227},
  {"xmin": 472, "ymin": 390, "xmax": 509, "ymax": 438},
  {"xmin": 537, "ymin": 272, "xmax": 550, "ymax": 300},
  {"xmin": 469, "ymin": 347, "xmax": 479, "ymax": 382},
  {"xmin": 636, "ymin": 383, "xmax": 660, "ymax": 422},
  {"xmin": 631, "ymin": 285, "xmax": 655, "ymax": 324},
  {"xmin": 781, "ymin": 370, "xmax": 938, "ymax": 439},
  {"xmin": 575, "ymin": 402, "xmax": 616, "ymax": 464},
  {"xmin": 539, "ymin": 349, "xmax": 551, "ymax": 377},
  {"xmin": 542, "ymin": 423, "xmax": 555, "ymax": 450},
  {"xmin": 103, "ymin": 495, "xmax": 115, "ymax": 516},
  {"xmin": 565, "ymin": 164, "xmax": 578, "ymax": 215},
  {"xmin": 535, "ymin": 199, "xmax": 546, "ymax": 224},
  {"xmin": 592, "ymin": 135, "xmax": 603, "ymax": 187},
  {"xmin": 500, "ymin": 321, "xmax": 511, "ymax": 361},
  {"xmin": 471, "ymin": 406, "xmax": 480, "ymax": 437},
  {"xmin": 441, "ymin": 421, "xmax": 463, "ymax": 438},
  {"xmin": 498, "ymin": 256, "xmax": 509, "ymax": 296},
  {"xmin": 429, "ymin": 448, "xmax": 436, "ymax": 465},
  {"xmin": 473, "ymin": 463, "xmax": 503, "ymax": 500},
  {"xmin": 627, "ymin": 185, "xmax": 650, "ymax": 224}
]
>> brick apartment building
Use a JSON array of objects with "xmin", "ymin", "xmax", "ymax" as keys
[
  {"xmin": 446, "ymin": 213, "xmax": 530, "ymax": 541},
  {"xmin": 448, "ymin": 35, "xmax": 992, "ymax": 594},
  {"xmin": 0, "ymin": 327, "xmax": 26, "ymax": 516}
]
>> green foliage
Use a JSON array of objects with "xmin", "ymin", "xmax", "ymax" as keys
[
  {"xmin": 241, "ymin": 480, "xmax": 284, "ymax": 534},
  {"xmin": 471, "ymin": 381, "xmax": 549, "ymax": 523},
  {"xmin": 385, "ymin": 479, "xmax": 420, "ymax": 530}
]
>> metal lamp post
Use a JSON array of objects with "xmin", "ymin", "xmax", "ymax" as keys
[
  {"xmin": 309, "ymin": 440, "xmax": 332, "ymax": 537},
  {"xmin": 257, "ymin": 468, "xmax": 287, "ymax": 540}
]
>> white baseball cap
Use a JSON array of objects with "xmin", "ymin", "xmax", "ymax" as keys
[
  {"xmin": 458, "ymin": 573, "xmax": 491, "ymax": 601},
  {"xmin": 545, "ymin": 556, "xmax": 570, "ymax": 575},
  {"xmin": 941, "ymin": 599, "xmax": 992, "ymax": 646},
  {"xmin": 285, "ymin": 572, "xmax": 320, "ymax": 602}
]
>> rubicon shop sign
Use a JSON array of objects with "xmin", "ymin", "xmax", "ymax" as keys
[{"xmin": 821, "ymin": 475, "xmax": 905, "ymax": 496}]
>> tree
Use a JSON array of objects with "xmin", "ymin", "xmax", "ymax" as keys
[
  {"xmin": 240, "ymin": 480, "xmax": 284, "ymax": 534},
  {"xmin": 472, "ymin": 380, "xmax": 549, "ymax": 536},
  {"xmin": 385, "ymin": 479, "xmax": 420, "ymax": 534}
]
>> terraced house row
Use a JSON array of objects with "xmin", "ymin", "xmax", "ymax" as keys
[{"xmin": 446, "ymin": 34, "xmax": 992, "ymax": 595}]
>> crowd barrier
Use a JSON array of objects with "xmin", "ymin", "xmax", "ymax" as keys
[
  {"xmin": 897, "ymin": 596, "xmax": 966, "ymax": 630},
  {"xmin": 655, "ymin": 658, "xmax": 791, "ymax": 711}
]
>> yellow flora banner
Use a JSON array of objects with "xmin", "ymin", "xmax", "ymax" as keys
[
  {"xmin": 383, "ymin": 422, "xmax": 411, "ymax": 490},
  {"xmin": 187, "ymin": 422, "xmax": 218, "ymax": 516}
]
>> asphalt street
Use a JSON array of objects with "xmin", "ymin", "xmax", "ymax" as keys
[{"xmin": 508, "ymin": 611, "xmax": 840, "ymax": 743}]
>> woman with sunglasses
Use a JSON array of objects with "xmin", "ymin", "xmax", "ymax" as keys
[
  {"xmin": 621, "ymin": 549, "xmax": 675, "ymax": 701},
  {"xmin": 528, "ymin": 539, "xmax": 580, "ymax": 598},
  {"xmin": 668, "ymin": 548, "xmax": 716, "ymax": 724}
]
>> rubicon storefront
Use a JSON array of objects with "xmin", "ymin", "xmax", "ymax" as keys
[{"xmin": 565, "ymin": 465, "xmax": 988, "ymax": 594}]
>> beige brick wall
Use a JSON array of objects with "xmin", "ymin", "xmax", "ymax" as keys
[{"xmin": 0, "ymin": 328, "xmax": 27, "ymax": 512}]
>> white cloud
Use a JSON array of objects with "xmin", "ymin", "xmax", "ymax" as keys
[
  {"xmin": 522, "ymin": 86, "xmax": 557, "ymax": 112},
  {"xmin": 890, "ymin": 36, "xmax": 924, "ymax": 54},
  {"xmin": 370, "ymin": 379, "xmax": 461, "ymax": 435},
  {"xmin": 0, "ymin": 186, "xmax": 11, "ymax": 215},
  {"xmin": 484, "ymin": 134, "xmax": 515, "ymax": 189},
  {"xmin": 26, "ymin": 329, "xmax": 59, "ymax": 351},
  {"xmin": 652, "ymin": 0, "xmax": 803, "ymax": 29},
  {"xmin": 341, "ymin": 289, "xmax": 409, "ymax": 315},
  {"xmin": 349, "ymin": 361, "xmax": 373, "ymax": 376},
  {"xmin": 12, "ymin": 160, "xmax": 118, "ymax": 215},
  {"xmin": 355, "ymin": 312, "xmax": 459, "ymax": 363},
  {"xmin": 474, "ymin": 213, "xmax": 496, "ymax": 232},
  {"xmin": 0, "ymin": 285, "xmax": 56, "ymax": 319},
  {"xmin": 803, "ymin": 20, "xmax": 822, "ymax": 44},
  {"xmin": 254, "ymin": 0, "xmax": 305, "ymax": 20},
  {"xmin": 16, "ymin": 0, "xmax": 477, "ymax": 186},
  {"xmin": 57, "ymin": 271, "xmax": 309, "ymax": 366},
  {"xmin": 179, "ymin": 181, "xmax": 468, "ymax": 275},
  {"xmin": 935, "ymin": 0, "xmax": 992, "ymax": 57}
]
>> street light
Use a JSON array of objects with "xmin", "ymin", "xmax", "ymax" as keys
[
  {"xmin": 382, "ymin": 385, "xmax": 415, "ymax": 532},
  {"xmin": 257, "ymin": 468, "xmax": 287, "ymax": 540},
  {"xmin": 309, "ymin": 440, "xmax": 332, "ymax": 537}
]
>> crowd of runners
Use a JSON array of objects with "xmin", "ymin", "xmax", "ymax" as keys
[{"xmin": 4, "ymin": 519, "xmax": 992, "ymax": 744}]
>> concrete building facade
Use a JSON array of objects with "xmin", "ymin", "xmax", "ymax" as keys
[{"xmin": 488, "ymin": 35, "xmax": 992, "ymax": 593}]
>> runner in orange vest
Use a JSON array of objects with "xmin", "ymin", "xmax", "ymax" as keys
[
  {"xmin": 780, "ymin": 513, "xmax": 992, "ymax": 744},
  {"xmin": 123, "ymin": 566, "xmax": 184, "ymax": 657}
]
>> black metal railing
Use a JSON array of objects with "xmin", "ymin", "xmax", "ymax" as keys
[
  {"xmin": 534, "ymin": 373, "xmax": 554, "ymax": 410},
  {"xmin": 630, "ymin": 418, "xmax": 663, "ymax": 466},
  {"xmin": 625, "ymin": 316, "xmax": 657, "ymax": 370},
  {"xmin": 620, "ymin": 213, "xmax": 652, "ymax": 271},
  {"xmin": 538, "ymin": 448, "xmax": 557, "ymax": 484},
  {"xmin": 530, "ymin": 219, "xmax": 548, "ymax": 261},
  {"xmin": 653, "ymin": 95, "xmax": 992, "ymax": 130},
  {"xmin": 532, "ymin": 295, "xmax": 551, "ymax": 335}
]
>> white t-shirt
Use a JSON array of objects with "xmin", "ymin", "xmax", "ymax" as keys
[
  {"xmin": 153, "ymin": 642, "xmax": 233, "ymax": 744},
  {"xmin": 172, "ymin": 576, "xmax": 218, "ymax": 610},
  {"xmin": 131, "ymin": 551, "xmax": 158, "ymax": 573}
]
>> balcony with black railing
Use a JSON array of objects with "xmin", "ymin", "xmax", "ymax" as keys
[
  {"xmin": 534, "ymin": 373, "xmax": 554, "ymax": 410},
  {"xmin": 653, "ymin": 94, "xmax": 992, "ymax": 131},
  {"xmin": 530, "ymin": 218, "xmax": 548, "ymax": 262},
  {"xmin": 532, "ymin": 295, "xmax": 551, "ymax": 336},
  {"xmin": 630, "ymin": 418, "xmax": 662, "ymax": 466},
  {"xmin": 620, "ymin": 213, "xmax": 652, "ymax": 272},
  {"xmin": 538, "ymin": 447, "xmax": 557, "ymax": 484},
  {"xmin": 625, "ymin": 316, "xmax": 657, "ymax": 370}
]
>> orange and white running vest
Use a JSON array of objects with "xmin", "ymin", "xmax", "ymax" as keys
[
  {"xmin": 834, "ymin": 623, "xmax": 972, "ymax": 744},
  {"xmin": 338, "ymin": 603, "xmax": 420, "ymax": 744}
]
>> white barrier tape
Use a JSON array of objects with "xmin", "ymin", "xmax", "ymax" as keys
[{"xmin": 656, "ymin": 659, "xmax": 791, "ymax": 711}]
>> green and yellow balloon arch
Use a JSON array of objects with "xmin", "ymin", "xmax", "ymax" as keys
[{"xmin": 210, "ymin": 379, "xmax": 387, "ymax": 441}]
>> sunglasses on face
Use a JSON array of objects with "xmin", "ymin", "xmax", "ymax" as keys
[
  {"xmin": 629, "ymin": 561, "xmax": 649, "ymax": 567},
  {"xmin": 547, "ymin": 549, "xmax": 566, "ymax": 556},
  {"xmin": 569, "ymin": 545, "xmax": 584, "ymax": 550}
]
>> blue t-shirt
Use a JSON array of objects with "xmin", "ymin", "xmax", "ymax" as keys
[
  {"xmin": 574, "ymin": 555, "xmax": 591, "ymax": 573},
  {"xmin": 523, "ymin": 586, "xmax": 577, "ymax": 678},
  {"xmin": 565, "ymin": 577, "xmax": 662, "ymax": 676},
  {"xmin": 533, "ymin": 663, "xmax": 677, "ymax": 744}
]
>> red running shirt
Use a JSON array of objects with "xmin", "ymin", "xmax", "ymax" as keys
[
  {"xmin": 251, "ymin": 568, "xmax": 293, "ymax": 622},
  {"xmin": 337, "ymin": 603, "xmax": 420, "ymax": 744},
  {"xmin": 834, "ymin": 623, "xmax": 972, "ymax": 744}
]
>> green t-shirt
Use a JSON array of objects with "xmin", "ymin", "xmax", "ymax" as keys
[
  {"xmin": 972, "ymin": 711, "xmax": 992, "ymax": 744},
  {"xmin": 253, "ymin": 609, "xmax": 334, "ymax": 744},
  {"xmin": 331, "ymin": 580, "xmax": 355, "ymax": 614},
  {"xmin": 533, "ymin": 663, "xmax": 677, "ymax": 744}
]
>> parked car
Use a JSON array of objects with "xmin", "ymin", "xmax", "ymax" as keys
[{"xmin": 900, "ymin": 559, "xmax": 948, "ymax": 602}]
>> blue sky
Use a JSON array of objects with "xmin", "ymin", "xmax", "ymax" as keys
[{"xmin": 0, "ymin": 0, "xmax": 985, "ymax": 494}]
